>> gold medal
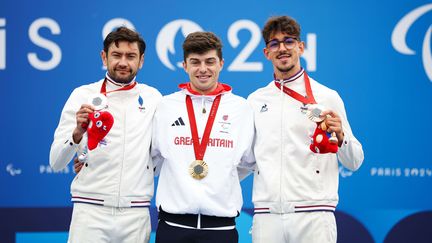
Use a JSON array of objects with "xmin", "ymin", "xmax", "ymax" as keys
[{"xmin": 189, "ymin": 160, "xmax": 208, "ymax": 180}]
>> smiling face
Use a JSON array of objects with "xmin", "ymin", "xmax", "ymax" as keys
[
  {"xmin": 264, "ymin": 31, "xmax": 304, "ymax": 79},
  {"xmin": 183, "ymin": 49, "xmax": 224, "ymax": 94},
  {"xmin": 101, "ymin": 41, "xmax": 144, "ymax": 83}
]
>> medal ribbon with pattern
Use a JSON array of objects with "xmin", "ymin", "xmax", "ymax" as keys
[
  {"xmin": 186, "ymin": 94, "xmax": 222, "ymax": 179},
  {"xmin": 83, "ymin": 78, "xmax": 135, "ymax": 128},
  {"xmin": 274, "ymin": 71, "xmax": 316, "ymax": 105},
  {"xmin": 82, "ymin": 78, "xmax": 136, "ymax": 145},
  {"xmin": 100, "ymin": 78, "xmax": 137, "ymax": 96}
]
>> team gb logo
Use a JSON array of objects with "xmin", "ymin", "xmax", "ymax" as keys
[
  {"xmin": 156, "ymin": 19, "xmax": 203, "ymax": 70},
  {"xmin": 391, "ymin": 3, "xmax": 432, "ymax": 82}
]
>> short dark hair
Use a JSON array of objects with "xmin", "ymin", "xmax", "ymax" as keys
[
  {"xmin": 182, "ymin": 31, "xmax": 223, "ymax": 61},
  {"xmin": 103, "ymin": 27, "xmax": 146, "ymax": 56},
  {"xmin": 262, "ymin": 16, "xmax": 301, "ymax": 43}
]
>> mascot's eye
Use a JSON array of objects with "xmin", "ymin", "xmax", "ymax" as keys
[
  {"xmin": 94, "ymin": 112, "xmax": 100, "ymax": 118},
  {"xmin": 96, "ymin": 121, "xmax": 103, "ymax": 128}
]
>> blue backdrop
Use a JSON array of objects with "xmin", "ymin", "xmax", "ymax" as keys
[{"xmin": 1, "ymin": 0, "xmax": 431, "ymax": 242}]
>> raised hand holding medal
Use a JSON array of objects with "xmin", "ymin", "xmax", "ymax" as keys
[
  {"xmin": 77, "ymin": 93, "xmax": 113, "ymax": 163},
  {"xmin": 274, "ymin": 70, "xmax": 338, "ymax": 153},
  {"xmin": 306, "ymin": 104, "xmax": 339, "ymax": 154},
  {"xmin": 86, "ymin": 93, "xmax": 114, "ymax": 151},
  {"xmin": 85, "ymin": 78, "xmax": 137, "ymax": 151},
  {"xmin": 306, "ymin": 104, "xmax": 338, "ymax": 143}
]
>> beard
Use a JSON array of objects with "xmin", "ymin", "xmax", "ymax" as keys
[
  {"xmin": 109, "ymin": 69, "xmax": 135, "ymax": 84},
  {"xmin": 276, "ymin": 64, "xmax": 295, "ymax": 73}
]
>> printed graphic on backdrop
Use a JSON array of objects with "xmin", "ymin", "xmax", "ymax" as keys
[
  {"xmin": 391, "ymin": 3, "xmax": 432, "ymax": 81},
  {"xmin": 0, "ymin": 0, "xmax": 431, "ymax": 242}
]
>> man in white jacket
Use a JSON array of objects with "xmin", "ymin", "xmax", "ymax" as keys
[
  {"xmin": 50, "ymin": 27, "xmax": 162, "ymax": 242},
  {"xmin": 151, "ymin": 31, "xmax": 255, "ymax": 243},
  {"xmin": 247, "ymin": 16, "xmax": 364, "ymax": 243}
]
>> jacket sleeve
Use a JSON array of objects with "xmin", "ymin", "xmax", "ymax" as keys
[
  {"xmin": 49, "ymin": 88, "xmax": 85, "ymax": 171},
  {"xmin": 151, "ymin": 102, "xmax": 164, "ymax": 176},
  {"xmin": 331, "ymin": 92, "xmax": 364, "ymax": 171},
  {"xmin": 237, "ymin": 101, "xmax": 256, "ymax": 181}
]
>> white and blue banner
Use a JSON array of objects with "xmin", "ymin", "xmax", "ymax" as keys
[{"xmin": 1, "ymin": 0, "xmax": 431, "ymax": 242}]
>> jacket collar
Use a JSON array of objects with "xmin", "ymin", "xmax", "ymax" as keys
[{"xmin": 178, "ymin": 82, "xmax": 232, "ymax": 96}]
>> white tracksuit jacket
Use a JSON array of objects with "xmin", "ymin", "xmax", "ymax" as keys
[
  {"xmin": 247, "ymin": 69, "xmax": 364, "ymax": 214},
  {"xmin": 50, "ymin": 78, "xmax": 162, "ymax": 207},
  {"xmin": 151, "ymin": 83, "xmax": 255, "ymax": 217}
]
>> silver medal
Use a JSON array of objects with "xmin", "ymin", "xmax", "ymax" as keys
[
  {"xmin": 88, "ymin": 94, "xmax": 108, "ymax": 111},
  {"xmin": 306, "ymin": 104, "xmax": 325, "ymax": 122}
]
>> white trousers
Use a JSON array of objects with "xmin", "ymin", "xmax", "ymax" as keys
[
  {"xmin": 68, "ymin": 203, "xmax": 151, "ymax": 243},
  {"xmin": 252, "ymin": 211, "xmax": 336, "ymax": 243}
]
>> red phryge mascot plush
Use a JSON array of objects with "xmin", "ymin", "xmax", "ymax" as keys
[
  {"xmin": 78, "ymin": 95, "xmax": 114, "ymax": 163},
  {"xmin": 307, "ymin": 105, "xmax": 338, "ymax": 154},
  {"xmin": 87, "ymin": 111, "xmax": 114, "ymax": 150}
]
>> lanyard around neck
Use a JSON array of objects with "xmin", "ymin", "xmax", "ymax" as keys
[
  {"xmin": 100, "ymin": 78, "xmax": 137, "ymax": 96},
  {"xmin": 274, "ymin": 71, "xmax": 316, "ymax": 105},
  {"xmin": 186, "ymin": 95, "xmax": 222, "ymax": 160}
]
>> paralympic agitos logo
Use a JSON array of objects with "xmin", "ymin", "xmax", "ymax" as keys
[{"xmin": 391, "ymin": 3, "xmax": 432, "ymax": 82}]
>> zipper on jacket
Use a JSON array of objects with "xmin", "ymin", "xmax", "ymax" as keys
[
  {"xmin": 279, "ymin": 80, "xmax": 284, "ymax": 207},
  {"xmin": 117, "ymin": 97, "xmax": 127, "ymax": 207},
  {"xmin": 197, "ymin": 95, "xmax": 207, "ymax": 211},
  {"xmin": 201, "ymin": 96, "xmax": 206, "ymax": 114}
]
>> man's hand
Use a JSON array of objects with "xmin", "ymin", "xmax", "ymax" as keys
[
  {"xmin": 321, "ymin": 110, "xmax": 344, "ymax": 147},
  {"xmin": 72, "ymin": 104, "xmax": 94, "ymax": 143},
  {"xmin": 73, "ymin": 157, "xmax": 84, "ymax": 174}
]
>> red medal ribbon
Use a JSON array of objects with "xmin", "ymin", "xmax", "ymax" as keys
[
  {"xmin": 274, "ymin": 71, "xmax": 316, "ymax": 105},
  {"xmin": 186, "ymin": 95, "xmax": 222, "ymax": 160},
  {"xmin": 100, "ymin": 78, "xmax": 137, "ymax": 96}
]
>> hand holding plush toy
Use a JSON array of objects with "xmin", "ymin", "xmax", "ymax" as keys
[
  {"xmin": 77, "ymin": 95, "xmax": 114, "ymax": 163},
  {"xmin": 307, "ymin": 104, "xmax": 338, "ymax": 154},
  {"xmin": 86, "ymin": 94, "xmax": 114, "ymax": 151},
  {"xmin": 86, "ymin": 110, "xmax": 114, "ymax": 150}
]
